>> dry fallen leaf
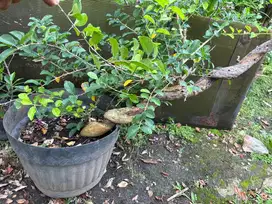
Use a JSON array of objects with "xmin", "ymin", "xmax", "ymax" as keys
[
  {"xmin": 0, "ymin": 194, "xmax": 8, "ymax": 199},
  {"xmin": 13, "ymin": 185, "xmax": 27, "ymax": 192},
  {"xmin": 140, "ymin": 159, "xmax": 158, "ymax": 164},
  {"xmin": 66, "ymin": 141, "xmax": 76, "ymax": 146},
  {"xmin": 155, "ymin": 196, "xmax": 164, "ymax": 201},
  {"xmin": 16, "ymin": 199, "xmax": 26, "ymax": 204},
  {"xmin": 261, "ymin": 120, "xmax": 270, "ymax": 126},
  {"xmin": 5, "ymin": 166, "xmax": 13, "ymax": 174},
  {"xmin": 117, "ymin": 181, "xmax": 128, "ymax": 188},
  {"xmin": 6, "ymin": 198, "xmax": 13, "ymax": 204},
  {"xmin": 0, "ymin": 183, "xmax": 8, "ymax": 188},
  {"xmin": 147, "ymin": 190, "xmax": 153, "ymax": 197},
  {"xmin": 161, "ymin": 172, "xmax": 169, "ymax": 177},
  {"xmin": 41, "ymin": 128, "xmax": 48, "ymax": 135},
  {"xmin": 55, "ymin": 77, "xmax": 61, "ymax": 83},
  {"xmin": 131, "ymin": 195, "xmax": 138, "ymax": 201},
  {"xmin": 121, "ymin": 154, "xmax": 129, "ymax": 162},
  {"xmin": 31, "ymin": 142, "xmax": 39, "ymax": 146},
  {"xmin": 104, "ymin": 177, "xmax": 115, "ymax": 188},
  {"xmin": 260, "ymin": 192, "xmax": 269, "ymax": 200},
  {"xmin": 195, "ymin": 127, "xmax": 201, "ymax": 132}
]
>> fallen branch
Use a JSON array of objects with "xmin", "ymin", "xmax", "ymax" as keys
[{"xmin": 167, "ymin": 187, "xmax": 189, "ymax": 202}]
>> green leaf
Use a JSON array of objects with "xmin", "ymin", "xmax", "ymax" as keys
[
  {"xmin": 18, "ymin": 93, "xmax": 32, "ymax": 105},
  {"xmin": 120, "ymin": 46, "xmax": 129, "ymax": 60},
  {"xmin": 20, "ymin": 30, "xmax": 34, "ymax": 44},
  {"xmin": 132, "ymin": 38, "xmax": 139, "ymax": 51},
  {"xmin": 156, "ymin": 28, "xmax": 170, "ymax": 35},
  {"xmin": 127, "ymin": 125, "xmax": 140, "ymax": 139},
  {"xmin": 52, "ymin": 108, "xmax": 61, "ymax": 117},
  {"xmin": 64, "ymin": 81, "xmax": 75, "ymax": 94},
  {"xmin": 87, "ymin": 72, "xmax": 98, "ymax": 80},
  {"xmin": 140, "ymin": 89, "xmax": 150, "ymax": 94},
  {"xmin": 138, "ymin": 36, "xmax": 154, "ymax": 56},
  {"xmin": 74, "ymin": 13, "xmax": 88, "ymax": 27},
  {"xmin": 155, "ymin": 0, "xmax": 169, "ymax": 7},
  {"xmin": 144, "ymin": 15, "xmax": 155, "ymax": 24},
  {"xmin": 145, "ymin": 109, "xmax": 155, "ymax": 119},
  {"xmin": 89, "ymin": 32, "xmax": 103, "ymax": 46},
  {"xmin": 202, "ymin": 1, "xmax": 209, "ymax": 10},
  {"xmin": 69, "ymin": 128, "xmax": 77, "ymax": 137},
  {"xmin": 27, "ymin": 106, "xmax": 36, "ymax": 121},
  {"xmin": 151, "ymin": 97, "xmax": 161, "ymax": 106},
  {"xmin": 66, "ymin": 122, "xmax": 77, "ymax": 129},
  {"xmin": 129, "ymin": 94, "xmax": 139, "ymax": 104},
  {"xmin": 39, "ymin": 98, "xmax": 54, "ymax": 107},
  {"xmin": 0, "ymin": 48, "xmax": 16, "ymax": 64},
  {"xmin": 245, "ymin": 25, "xmax": 252, "ymax": 32},
  {"xmin": 109, "ymin": 37, "xmax": 119, "ymax": 58},
  {"xmin": 9, "ymin": 31, "xmax": 24, "ymax": 40},
  {"xmin": 91, "ymin": 53, "xmax": 101, "ymax": 69},
  {"xmin": 71, "ymin": 0, "xmax": 82, "ymax": 15},
  {"xmin": 24, "ymin": 79, "xmax": 41, "ymax": 85},
  {"xmin": 171, "ymin": 6, "xmax": 186, "ymax": 20},
  {"xmin": 140, "ymin": 93, "xmax": 149, "ymax": 99},
  {"xmin": 250, "ymin": 32, "xmax": 257, "ymax": 38},
  {"xmin": 55, "ymin": 100, "xmax": 62, "ymax": 107},
  {"xmin": 141, "ymin": 125, "xmax": 153, "ymax": 134},
  {"xmin": 0, "ymin": 34, "xmax": 17, "ymax": 46}
]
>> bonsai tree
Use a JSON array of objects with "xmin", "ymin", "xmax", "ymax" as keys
[{"xmin": 0, "ymin": 0, "xmax": 271, "ymax": 142}]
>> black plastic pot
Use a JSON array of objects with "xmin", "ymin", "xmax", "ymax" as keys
[
  {"xmin": 0, "ymin": 119, "xmax": 7, "ymax": 140},
  {"xmin": 3, "ymin": 105, "xmax": 119, "ymax": 198}
]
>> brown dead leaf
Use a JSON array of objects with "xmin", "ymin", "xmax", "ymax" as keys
[
  {"xmin": 13, "ymin": 186, "xmax": 27, "ymax": 192},
  {"xmin": 141, "ymin": 159, "xmax": 158, "ymax": 164},
  {"xmin": 195, "ymin": 127, "xmax": 201, "ymax": 133},
  {"xmin": 5, "ymin": 166, "xmax": 13, "ymax": 175},
  {"xmin": 161, "ymin": 172, "xmax": 169, "ymax": 177},
  {"xmin": 104, "ymin": 177, "xmax": 115, "ymax": 188},
  {"xmin": 6, "ymin": 198, "xmax": 13, "ymax": 204},
  {"xmin": 0, "ymin": 183, "xmax": 8, "ymax": 188},
  {"xmin": 131, "ymin": 195, "xmax": 138, "ymax": 201},
  {"xmin": 16, "ymin": 199, "xmax": 26, "ymax": 204},
  {"xmin": 41, "ymin": 128, "xmax": 48, "ymax": 135},
  {"xmin": 0, "ymin": 194, "xmax": 8, "ymax": 199},
  {"xmin": 248, "ymin": 190, "xmax": 256, "ymax": 198},
  {"xmin": 261, "ymin": 120, "xmax": 270, "ymax": 126},
  {"xmin": 147, "ymin": 190, "xmax": 153, "ymax": 197},
  {"xmin": 260, "ymin": 192, "xmax": 269, "ymax": 200},
  {"xmin": 31, "ymin": 142, "xmax": 38, "ymax": 146},
  {"xmin": 66, "ymin": 141, "xmax": 76, "ymax": 146},
  {"xmin": 117, "ymin": 181, "xmax": 128, "ymax": 188},
  {"xmin": 155, "ymin": 196, "xmax": 164, "ymax": 201}
]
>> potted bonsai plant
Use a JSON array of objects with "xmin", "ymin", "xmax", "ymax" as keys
[{"xmin": 0, "ymin": 0, "xmax": 271, "ymax": 198}]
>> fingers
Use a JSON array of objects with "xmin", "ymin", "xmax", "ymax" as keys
[
  {"xmin": 0, "ymin": 0, "xmax": 58, "ymax": 10},
  {"xmin": 0, "ymin": 0, "xmax": 11, "ymax": 10},
  {"xmin": 43, "ymin": 0, "xmax": 59, "ymax": 6}
]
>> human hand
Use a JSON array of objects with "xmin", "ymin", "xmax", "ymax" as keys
[{"xmin": 0, "ymin": 0, "xmax": 59, "ymax": 10}]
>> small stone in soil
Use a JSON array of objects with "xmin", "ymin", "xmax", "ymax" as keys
[{"xmin": 80, "ymin": 121, "xmax": 114, "ymax": 137}]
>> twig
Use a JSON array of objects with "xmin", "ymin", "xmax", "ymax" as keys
[{"xmin": 167, "ymin": 187, "xmax": 189, "ymax": 202}]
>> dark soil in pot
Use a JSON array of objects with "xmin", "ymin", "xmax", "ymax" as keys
[{"xmin": 20, "ymin": 116, "xmax": 114, "ymax": 148}]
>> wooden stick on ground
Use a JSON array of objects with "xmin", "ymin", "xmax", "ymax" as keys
[{"xmin": 167, "ymin": 187, "xmax": 189, "ymax": 202}]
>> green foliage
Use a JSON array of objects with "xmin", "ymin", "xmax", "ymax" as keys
[
  {"xmin": 160, "ymin": 118, "xmax": 199, "ymax": 143},
  {"xmin": 251, "ymin": 153, "xmax": 272, "ymax": 165}
]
